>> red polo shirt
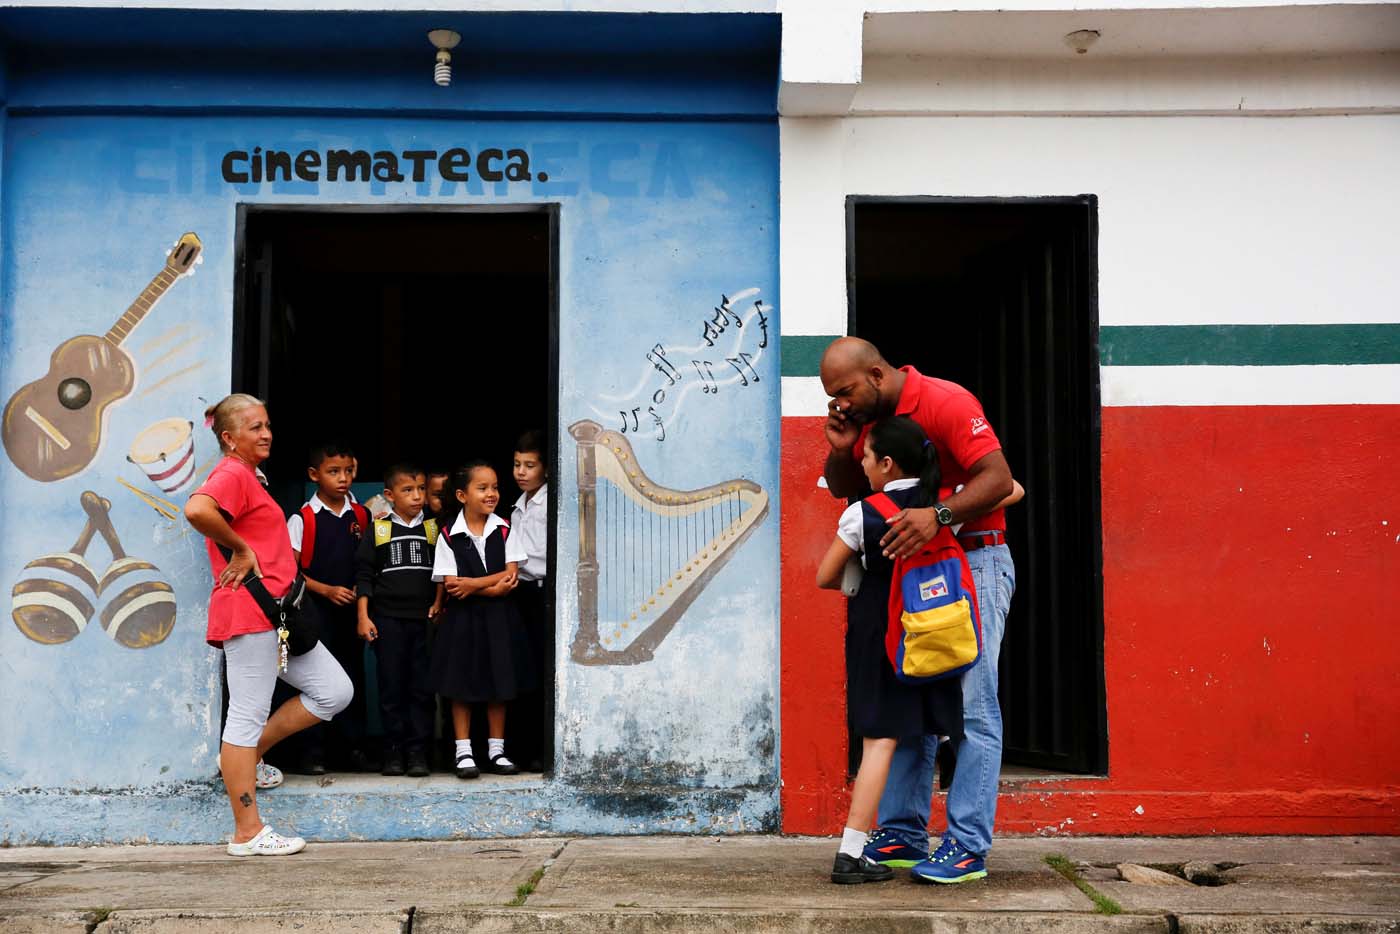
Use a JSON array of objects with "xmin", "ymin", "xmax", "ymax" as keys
[{"xmin": 855, "ymin": 365, "xmax": 1006, "ymax": 535}]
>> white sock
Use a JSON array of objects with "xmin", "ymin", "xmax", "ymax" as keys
[
  {"xmin": 839, "ymin": 827, "xmax": 868, "ymax": 859},
  {"xmin": 488, "ymin": 738, "xmax": 506, "ymax": 760},
  {"xmin": 454, "ymin": 740, "xmax": 473, "ymax": 762}
]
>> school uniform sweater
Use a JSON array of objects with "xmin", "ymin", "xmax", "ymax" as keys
[{"xmin": 355, "ymin": 514, "xmax": 438, "ymax": 618}]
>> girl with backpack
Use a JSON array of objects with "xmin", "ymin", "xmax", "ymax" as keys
[{"xmin": 816, "ymin": 415, "xmax": 1021, "ymax": 884}]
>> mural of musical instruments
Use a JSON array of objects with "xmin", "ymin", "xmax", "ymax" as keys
[
  {"xmin": 569, "ymin": 419, "xmax": 769, "ymax": 666},
  {"xmin": 127, "ymin": 417, "xmax": 198, "ymax": 495},
  {"xmin": 1, "ymin": 232, "xmax": 203, "ymax": 482},
  {"xmin": 10, "ymin": 491, "xmax": 177, "ymax": 649}
]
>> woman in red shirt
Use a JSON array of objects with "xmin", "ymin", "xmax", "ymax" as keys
[{"xmin": 185, "ymin": 394, "xmax": 351, "ymax": 856}]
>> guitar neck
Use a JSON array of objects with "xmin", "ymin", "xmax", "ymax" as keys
[{"xmin": 104, "ymin": 267, "xmax": 180, "ymax": 346}]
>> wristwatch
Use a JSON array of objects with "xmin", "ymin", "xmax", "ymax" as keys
[{"xmin": 933, "ymin": 502, "xmax": 955, "ymax": 527}]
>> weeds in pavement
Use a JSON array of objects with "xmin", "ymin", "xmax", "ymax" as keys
[
  {"xmin": 507, "ymin": 866, "xmax": 548, "ymax": 907},
  {"xmin": 1045, "ymin": 854, "xmax": 1123, "ymax": 915}
]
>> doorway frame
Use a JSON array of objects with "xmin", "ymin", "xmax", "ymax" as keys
[
  {"xmin": 231, "ymin": 201, "xmax": 563, "ymax": 773},
  {"xmin": 844, "ymin": 194, "xmax": 1108, "ymax": 776}
]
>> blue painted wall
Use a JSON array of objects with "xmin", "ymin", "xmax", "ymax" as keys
[{"xmin": 0, "ymin": 10, "xmax": 780, "ymax": 843}]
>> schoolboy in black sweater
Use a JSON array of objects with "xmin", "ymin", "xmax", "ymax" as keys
[
  {"xmin": 288, "ymin": 441, "xmax": 373, "ymax": 774},
  {"xmin": 356, "ymin": 464, "xmax": 442, "ymax": 777}
]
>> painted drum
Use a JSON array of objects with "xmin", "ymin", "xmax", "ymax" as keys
[
  {"xmin": 127, "ymin": 418, "xmax": 196, "ymax": 495},
  {"xmin": 11, "ymin": 552, "xmax": 100, "ymax": 645}
]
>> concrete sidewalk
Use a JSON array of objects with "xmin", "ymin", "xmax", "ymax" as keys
[{"xmin": 1, "ymin": 835, "xmax": 1396, "ymax": 933}]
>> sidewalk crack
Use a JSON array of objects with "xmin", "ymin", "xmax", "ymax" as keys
[{"xmin": 505, "ymin": 841, "xmax": 568, "ymax": 907}]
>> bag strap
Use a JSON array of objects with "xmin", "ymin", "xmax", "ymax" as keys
[
  {"xmin": 297, "ymin": 504, "xmax": 316, "ymax": 569},
  {"xmin": 866, "ymin": 492, "xmax": 900, "ymax": 521},
  {"xmin": 215, "ymin": 543, "xmax": 289, "ymax": 622},
  {"xmin": 350, "ymin": 502, "xmax": 370, "ymax": 530}
]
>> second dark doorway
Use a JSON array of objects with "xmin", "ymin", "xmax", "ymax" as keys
[{"xmin": 848, "ymin": 197, "xmax": 1106, "ymax": 776}]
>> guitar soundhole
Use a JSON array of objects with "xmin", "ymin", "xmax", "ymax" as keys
[{"xmin": 57, "ymin": 377, "xmax": 92, "ymax": 410}]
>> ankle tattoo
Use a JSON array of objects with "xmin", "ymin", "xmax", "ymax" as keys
[{"xmin": 239, "ymin": 793, "xmax": 253, "ymax": 808}]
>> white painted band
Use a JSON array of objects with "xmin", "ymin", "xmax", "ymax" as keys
[
  {"xmin": 11, "ymin": 592, "xmax": 90, "ymax": 633},
  {"xmin": 1101, "ymin": 365, "xmax": 1400, "ymax": 407},
  {"xmin": 788, "ymin": 367, "xmax": 1400, "ymax": 413},
  {"xmin": 781, "ymin": 376, "xmax": 830, "ymax": 417}
]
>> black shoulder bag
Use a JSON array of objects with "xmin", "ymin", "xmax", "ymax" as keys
[{"xmin": 217, "ymin": 546, "xmax": 319, "ymax": 671}]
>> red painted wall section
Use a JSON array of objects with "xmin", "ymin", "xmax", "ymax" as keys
[
  {"xmin": 780, "ymin": 406, "xmax": 1400, "ymax": 836},
  {"xmin": 780, "ymin": 417, "xmax": 851, "ymax": 833}
]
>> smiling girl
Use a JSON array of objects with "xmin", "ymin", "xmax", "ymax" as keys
[{"xmin": 429, "ymin": 461, "xmax": 537, "ymax": 779}]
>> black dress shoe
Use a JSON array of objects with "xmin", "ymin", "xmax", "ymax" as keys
[
  {"xmin": 299, "ymin": 752, "xmax": 326, "ymax": 776},
  {"xmin": 405, "ymin": 750, "xmax": 430, "ymax": 777},
  {"xmin": 831, "ymin": 853, "xmax": 894, "ymax": 885},
  {"xmin": 346, "ymin": 748, "xmax": 378, "ymax": 773},
  {"xmin": 487, "ymin": 753, "xmax": 518, "ymax": 776},
  {"xmin": 455, "ymin": 755, "xmax": 480, "ymax": 780},
  {"xmin": 381, "ymin": 750, "xmax": 405, "ymax": 776}
]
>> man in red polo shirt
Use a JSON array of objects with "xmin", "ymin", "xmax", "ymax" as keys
[{"xmin": 821, "ymin": 336, "xmax": 1017, "ymax": 884}]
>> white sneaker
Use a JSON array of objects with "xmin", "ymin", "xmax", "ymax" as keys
[
  {"xmin": 227, "ymin": 825, "xmax": 306, "ymax": 857},
  {"xmin": 216, "ymin": 755, "xmax": 283, "ymax": 790},
  {"xmin": 255, "ymin": 761, "xmax": 283, "ymax": 789}
]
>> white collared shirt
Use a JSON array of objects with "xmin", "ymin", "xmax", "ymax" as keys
[
  {"xmin": 836, "ymin": 478, "xmax": 964, "ymax": 558},
  {"xmin": 287, "ymin": 493, "xmax": 358, "ymax": 551},
  {"xmin": 510, "ymin": 483, "xmax": 548, "ymax": 581},
  {"xmin": 389, "ymin": 509, "xmax": 425, "ymax": 528},
  {"xmin": 431, "ymin": 511, "xmax": 526, "ymax": 581}
]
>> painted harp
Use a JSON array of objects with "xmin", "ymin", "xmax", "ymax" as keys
[{"xmin": 568, "ymin": 419, "xmax": 769, "ymax": 665}]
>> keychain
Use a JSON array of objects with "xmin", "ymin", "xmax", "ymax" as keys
[{"xmin": 277, "ymin": 611, "xmax": 290, "ymax": 673}]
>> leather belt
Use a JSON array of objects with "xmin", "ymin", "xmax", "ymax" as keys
[{"xmin": 958, "ymin": 530, "xmax": 1006, "ymax": 552}]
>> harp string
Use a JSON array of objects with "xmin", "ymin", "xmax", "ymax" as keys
[{"xmin": 593, "ymin": 475, "xmax": 754, "ymax": 649}]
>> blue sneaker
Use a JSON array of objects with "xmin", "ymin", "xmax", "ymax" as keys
[
  {"xmin": 911, "ymin": 836, "xmax": 987, "ymax": 884},
  {"xmin": 862, "ymin": 828, "xmax": 926, "ymax": 868}
]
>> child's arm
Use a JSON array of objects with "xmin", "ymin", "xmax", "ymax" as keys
[
  {"xmin": 356, "ymin": 595, "xmax": 377, "ymax": 641},
  {"xmin": 479, "ymin": 562, "xmax": 521, "ymax": 598},
  {"xmin": 993, "ymin": 480, "xmax": 1025, "ymax": 511},
  {"xmin": 303, "ymin": 574, "xmax": 356, "ymax": 605},
  {"xmin": 429, "ymin": 583, "xmax": 445, "ymax": 620},
  {"xmin": 443, "ymin": 570, "xmax": 510, "ymax": 599},
  {"xmin": 816, "ymin": 537, "xmax": 858, "ymax": 590}
]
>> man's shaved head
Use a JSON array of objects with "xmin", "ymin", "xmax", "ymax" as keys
[
  {"xmin": 820, "ymin": 336, "xmax": 886, "ymax": 382},
  {"xmin": 819, "ymin": 336, "xmax": 902, "ymax": 425}
]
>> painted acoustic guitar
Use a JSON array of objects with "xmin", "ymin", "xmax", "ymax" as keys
[{"xmin": 2, "ymin": 232, "xmax": 203, "ymax": 482}]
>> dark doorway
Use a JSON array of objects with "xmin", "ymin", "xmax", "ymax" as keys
[
  {"xmin": 233, "ymin": 205, "xmax": 558, "ymax": 775},
  {"xmin": 847, "ymin": 197, "xmax": 1106, "ymax": 775}
]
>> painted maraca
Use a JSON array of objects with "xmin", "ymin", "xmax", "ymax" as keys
[
  {"xmin": 84, "ymin": 491, "xmax": 178, "ymax": 649},
  {"xmin": 11, "ymin": 504, "xmax": 103, "ymax": 644}
]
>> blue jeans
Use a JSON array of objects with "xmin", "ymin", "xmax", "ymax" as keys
[{"xmin": 876, "ymin": 543, "xmax": 1015, "ymax": 856}]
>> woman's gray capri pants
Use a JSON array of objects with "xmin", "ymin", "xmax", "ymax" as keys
[{"xmin": 222, "ymin": 629, "xmax": 353, "ymax": 747}]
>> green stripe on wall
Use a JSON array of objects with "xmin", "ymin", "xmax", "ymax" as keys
[
  {"xmin": 781, "ymin": 335, "xmax": 836, "ymax": 377},
  {"xmin": 780, "ymin": 326, "xmax": 1400, "ymax": 376},
  {"xmin": 1100, "ymin": 324, "xmax": 1400, "ymax": 367}
]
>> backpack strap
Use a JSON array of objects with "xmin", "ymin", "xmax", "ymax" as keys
[
  {"xmin": 297, "ymin": 504, "xmax": 316, "ymax": 569},
  {"xmin": 866, "ymin": 492, "xmax": 900, "ymax": 521},
  {"xmin": 350, "ymin": 502, "xmax": 370, "ymax": 530},
  {"xmin": 373, "ymin": 518, "xmax": 393, "ymax": 547},
  {"xmin": 424, "ymin": 518, "xmax": 439, "ymax": 546}
]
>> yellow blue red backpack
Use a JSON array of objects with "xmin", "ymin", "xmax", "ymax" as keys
[{"xmin": 866, "ymin": 492, "xmax": 983, "ymax": 684}]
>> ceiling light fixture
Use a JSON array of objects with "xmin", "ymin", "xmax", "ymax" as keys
[
  {"xmin": 428, "ymin": 29, "xmax": 461, "ymax": 87},
  {"xmin": 1064, "ymin": 29, "xmax": 1101, "ymax": 55}
]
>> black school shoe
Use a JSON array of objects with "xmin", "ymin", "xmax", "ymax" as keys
[
  {"xmin": 455, "ymin": 755, "xmax": 480, "ymax": 780},
  {"xmin": 831, "ymin": 853, "xmax": 894, "ymax": 885},
  {"xmin": 381, "ymin": 749, "xmax": 405, "ymax": 777},
  {"xmin": 406, "ymin": 749, "xmax": 430, "ymax": 778},
  {"xmin": 487, "ymin": 753, "xmax": 519, "ymax": 775}
]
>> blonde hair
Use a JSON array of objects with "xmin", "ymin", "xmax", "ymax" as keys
[{"xmin": 205, "ymin": 393, "xmax": 266, "ymax": 452}]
